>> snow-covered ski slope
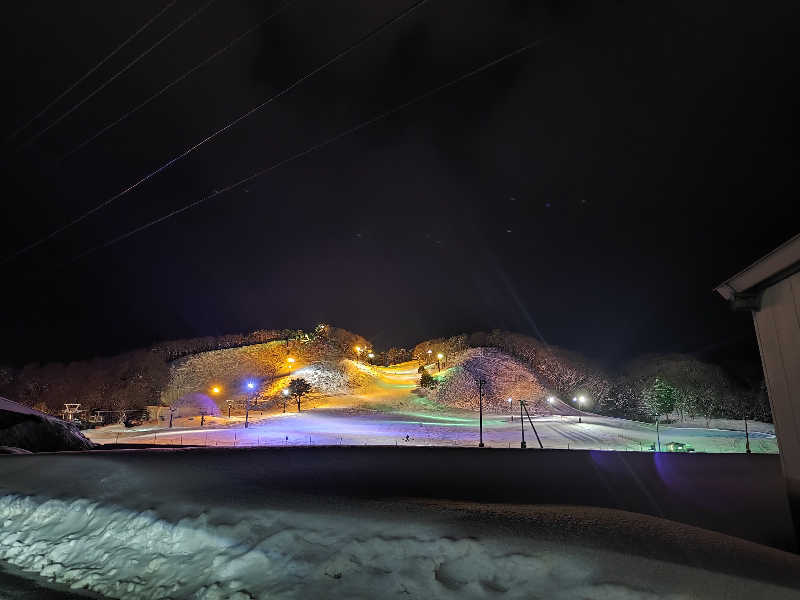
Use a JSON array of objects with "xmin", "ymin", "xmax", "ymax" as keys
[
  {"xmin": 1, "ymin": 448, "xmax": 799, "ymax": 599},
  {"xmin": 86, "ymin": 359, "xmax": 777, "ymax": 454}
]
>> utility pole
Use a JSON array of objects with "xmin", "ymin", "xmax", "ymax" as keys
[
  {"xmin": 656, "ymin": 417, "xmax": 661, "ymax": 452},
  {"xmin": 745, "ymin": 417, "xmax": 751, "ymax": 454},
  {"xmin": 244, "ymin": 397, "xmax": 250, "ymax": 429},
  {"xmin": 478, "ymin": 378, "xmax": 486, "ymax": 447},
  {"xmin": 520, "ymin": 398, "xmax": 526, "ymax": 448}
]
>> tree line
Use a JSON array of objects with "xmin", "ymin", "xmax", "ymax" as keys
[{"xmin": 412, "ymin": 330, "xmax": 772, "ymax": 424}]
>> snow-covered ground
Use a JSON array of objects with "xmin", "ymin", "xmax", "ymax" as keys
[
  {"xmin": 87, "ymin": 407, "xmax": 777, "ymax": 454},
  {"xmin": 1, "ymin": 449, "xmax": 798, "ymax": 599}
]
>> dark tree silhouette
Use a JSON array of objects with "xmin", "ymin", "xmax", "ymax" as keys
[{"xmin": 288, "ymin": 378, "xmax": 312, "ymax": 412}]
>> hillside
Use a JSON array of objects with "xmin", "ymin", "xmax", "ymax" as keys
[
  {"xmin": 162, "ymin": 327, "xmax": 370, "ymax": 414},
  {"xmin": 0, "ymin": 325, "xmax": 766, "ymax": 425},
  {"xmin": 419, "ymin": 348, "xmax": 585, "ymax": 414},
  {"xmin": 0, "ymin": 325, "xmax": 367, "ymax": 417},
  {"xmin": 414, "ymin": 331, "xmax": 613, "ymax": 409}
]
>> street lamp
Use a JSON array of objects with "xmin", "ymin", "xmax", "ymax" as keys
[
  {"xmin": 245, "ymin": 381, "xmax": 257, "ymax": 428},
  {"xmin": 427, "ymin": 349, "xmax": 432, "ymax": 365},
  {"xmin": 578, "ymin": 395, "xmax": 585, "ymax": 423},
  {"xmin": 226, "ymin": 399, "xmax": 232, "ymax": 419},
  {"xmin": 437, "ymin": 353, "xmax": 444, "ymax": 371},
  {"xmin": 368, "ymin": 352, "xmax": 375, "ymax": 363},
  {"xmin": 354, "ymin": 346, "xmax": 362, "ymax": 359},
  {"xmin": 282, "ymin": 388, "xmax": 289, "ymax": 413},
  {"xmin": 287, "ymin": 357, "xmax": 295, "ymax": 373}
]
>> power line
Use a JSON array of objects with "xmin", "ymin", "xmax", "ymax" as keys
[
  {"xmin": 4, "ymin": 0, "xmax": 178, "ymax": 144},
  {"xmin": 71, "ymin": 35, "xmax": 552, "ymax": 263},
  {"xmin": 59, "ymin": 0, "xmax": 297, "ymax": 163},
  {"xmin": 18, "ymin": 0, "xmax": 218, "ymax": 150},
  {"xmin": 2, "ymin": 0, "xmax": 430, "ymax": 265}
]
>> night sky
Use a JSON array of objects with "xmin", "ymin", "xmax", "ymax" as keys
[{"xmin": 1, "ymin": 0, "xmax": 797, "ymax": 367}]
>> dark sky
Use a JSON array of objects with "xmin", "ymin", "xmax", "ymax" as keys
[{"xmin": 0, "ymin": 0, "xmax": 797, "ymax": 367}]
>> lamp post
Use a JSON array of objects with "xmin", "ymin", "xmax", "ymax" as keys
[
  {"xmin": 368, "ymin": 352, "xmax": 375, "ymax": 364},
  {"xmin": 282, "ymin": 388, "xmax": 289, "ymax": 413},
  {"xmin": 211, "ymin": 385, "xmax": 225, "ymax": 418},
  {"xmin": 287, "ymin": 357, "xmax": 295, "ymax": 373},
  {"xmin": 578, "ymin": 395, "xmax": 585, "ymax": 423},
  {"xmin": 354, "ymin": 346, "xmax": 362, "ymax": 360},
  {"xmin": 437, "ymin": 353, "xmax": 443, "ymax": 371},
  {"xmin": 169, "ymin": 406, "xmax": 176, "ymax": 428},
  {"xmin": 245, "ymin": 381, "xmax": 256, "ymax": 428},
  {"xmin": 427, "ymin": 349, "xmax": 432, "ymax": 366},
  {"xmin": 226, "ymin": 399, "xmax": 232, "ymax": 419},
  {"xmin": 477, "ymin": 378, "xmax": 486, "ymax": 447}
]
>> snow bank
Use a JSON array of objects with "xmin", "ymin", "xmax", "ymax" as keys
[
  {"xmin": 2, "ymin": 492, "xmax": 799, "ymax": 600},
  {"xmin": 0, "ymin": 398, "xmax": 94, "ymax": 452},
  {"xmin": 1, "ymin": 447, "xmax": 799, "ymax": 599}
]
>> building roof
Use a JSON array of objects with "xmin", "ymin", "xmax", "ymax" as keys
[
  {"xmin": 715, "ymin": 233, "xmax": 800, "ymax": 300},
  {"xmin": 0, "ymin": 396, "xmax": 49, "ymax": 417}
]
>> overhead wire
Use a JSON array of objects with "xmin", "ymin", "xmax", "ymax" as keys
[
  {"xmin": 17, "ymin": 0, "xmax": 219, "ymax": 150},
  {"xmin": 1, "ymin": 0, "xmax": 430, "ymax": 265},
  {"xmin": 4, "ymin": 0, "xmax": 178, "ymax": 144},
  {"xmin": 70, "ymin": 34, "xmax": 553, "ymax": 263},
  {"xmin": 58, "ymin": 0, "xmax": 297, "ymax": 163}
]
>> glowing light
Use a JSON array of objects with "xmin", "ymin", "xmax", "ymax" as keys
[
  {"xmin": 287, "ymin": 357, "xmax": 295, "ymax": 363},
  {"xmin": 211, "ymin": 386, "xmax": 220, "ymax": 394},
  {"xmin": 427, "ymin": 349, "xmax": 432, "ymax": 354},
  {"xmin": 355, "ymin": 346, "xmax": 362, "ymax": 353},
  {"xmin": 506, "ymin": 397, "xmax": 512, "ymax": 403},
  {"xmin": 579, "ymin": 395, "xmax": 586, "ymax": 404},
  {"xmin": 282, "ymin": 389, "xmax": 289, "ymax": 396},
  {"xmin": 247, "ymin": 382, "xmax": 255, "ymax": 390},
  {"xmin": 368, "ymin": 353, "xmax": 375, "ymax": 359},
  {"xmin": 547, "ymin": 397, "xmax": 554, "ymax": 404},
  {"xmin": 572, "ymin": 397, "xmax": 577, "ymax": 402},
  {"xmin": 437, "ymin": 353, "xmax": 444, "ymax": 359}
]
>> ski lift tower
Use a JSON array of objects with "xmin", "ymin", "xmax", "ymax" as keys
[{"xmin": 63, "ymin": 403, "xmax": 81, "ymax": 421}]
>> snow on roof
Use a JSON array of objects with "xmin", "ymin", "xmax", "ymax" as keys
[
  {"xmin": 714, "ymin": 232, "xmax": 800, "ymax": 300},
  {"xmin": 0, "ymin": 396, "xmax": 48, "ymax": 417}
]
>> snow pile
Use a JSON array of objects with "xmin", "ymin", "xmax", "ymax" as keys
[
  {"xmin": 2, "ymin": 492, "xmax": 797, "ymax": 600},
  {"xmin": 0, "ymin": 398, "xmax": 94, "ymax": 452},
  {"xmin": 430, "ymin": 348, "xmax": 548, "ymax": 411}
]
